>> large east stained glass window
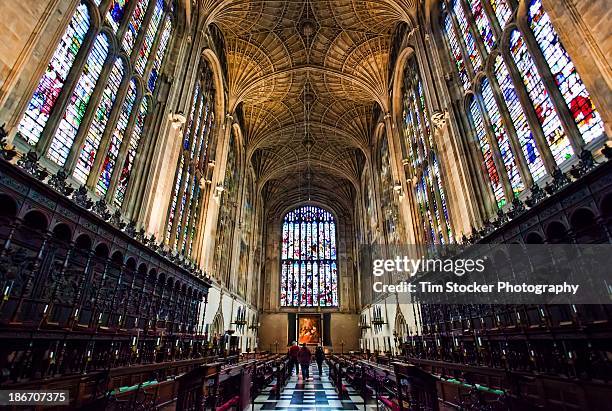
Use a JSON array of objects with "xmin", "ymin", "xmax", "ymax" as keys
[
  {"xmin": 439, "ymin": 0, "xmax": 605, "ymax": 211},
  {"xmin": 280, "ymin": 206, "xmax": 338, "ymax": 307},
  {"xmin": 16, "ymin": 0, "xmax": 175, "ymax": 208}
]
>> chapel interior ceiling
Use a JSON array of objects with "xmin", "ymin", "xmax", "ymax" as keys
[{"xmin": 203, "ymin": 0, "xmax": 416, "ymax": 214}]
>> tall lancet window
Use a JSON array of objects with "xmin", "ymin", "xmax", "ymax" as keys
[
  {"xmin": 16, "ymin": 0, "xmax": 175, "ymax": 208},
  {"xmin": 379, "ymin": 133, "xmax": 403, "ymax": 245},
  {"xmin": 401, "ymin": 58, "xmax": 452, "ymax": 244},
  {"xmin": 439, "ymin": 0, "xmax": 605, "ymax": 210},
  {"xmin": 165, "ymin": 59, "xmax": 216, "ymax": 257},
  {"xmin": 280, "ymin": 206, "xmax": 338, "ymax": 307}
]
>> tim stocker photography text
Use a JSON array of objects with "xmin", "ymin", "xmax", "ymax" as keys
[{"xmin": 372, "ymin": 280, "xmax": 580, "ymax": 296}]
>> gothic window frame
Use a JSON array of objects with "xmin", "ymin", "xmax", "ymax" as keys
[
  {"xmin": 212, "ymin": 125, "xmax": 242, "ymax": 286},
  {"xmin": 376, "ymin": 126, "xmax": 404, "ymax": 246},
  {"xmin": 14, "ymin": 0, "xmax": 178, "ymax": 210},
  {"xmin": 280, "ymin": 204, "xmax": 340, "ymax": 308},
  {"xmin": 164, "ymin": 57, "xmax": 218, "ymax": 259},
  {"xmin": 398, "ymin": 55, "xmax": 453, "ymax": 244},
  {"xmin": 237, "ymin": 168, "xmax": 256, "ymax": 299},
  {"xmin": 437, "ymin": 0, "xmax": 606, "ymax": 212}
]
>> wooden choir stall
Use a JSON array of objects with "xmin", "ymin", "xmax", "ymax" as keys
[{"xmin": 0, "ymin": 161, "xmax": 293, "ymax": 409}]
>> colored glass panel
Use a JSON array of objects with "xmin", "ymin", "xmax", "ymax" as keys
[
  {"xmin": 48, "ymin": 33, "xmax": 109, "ymax": 166},
  {"xmin": 470, "ymin": 97, "xmax": 505, "ymax": 207},
  {"xmin": 148, "ymin": 15, "xmax": 172, "ymax": 92},
  {"xmin": 97, "ymin": 79, "xmax": 137, "ymax": 196},
  {"xmin": 467, "ymin": 0, "xmax": 496, "ymax": 51},
  {"xmin": 380, "ymin": 134, "xmax": 402, "ymax": 244},
  {"xmin": 74, "ymin": 58, "xmax": 124, "ymax": 184},
  {"xmin": 481, "ymin": 77, "xmax": 524, "ymax": 195},
  {"xmin": 135, "ymin": 0, "xmax": 163, "ymax": 75},
  {"xmin": 166, "ymin": 83, "xmax": 199, "ymax": 241},
  {"xmin": 401, "ymin": 60, "xmax": 452, "ymax": 244},
  {"xmin": 122, "ymin": 0, "xmax": 147, "ymax": 52},
  {"xmin": 494, "ymin": 55, "xmax": 546, "ymax": 181},
  {"xmin": 453, "ymin": 0, "xmax": 482, "ymax": 72},
  {"xmin": 528, "ymin": 0, "xmax": 604, "ymax": 144},
  {"xmin": 442, "ymin": 4, "xmax": 470, "ymax": 90},
  {"xmin": 114, "ymin": 97, "xmax": 147, "ymax": 206},
  {"xmin": 489, "ymin": 0, "xmax": 512, "ymax": 27},
  {"xmin": 106, "ymin": 0, "xmax": 129, "ymax": 33},
  {"xmin": 280, "ymin": 206, "xmax": 338, "ymax": 307},
  {"xmin": 509, "ymin": 29, "xmax": 573, "ymax": 165},
  {"xmin": 432, "ymin": 156, "xmax": 451, "ymax": 238},
  {"xmin": 17, "ymin": 3, "xmax": 90, "ymax": 145}
]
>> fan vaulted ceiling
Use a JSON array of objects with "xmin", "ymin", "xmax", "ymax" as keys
[{"xmin": 202, "ymin": 0, "xmax": 416, "ymax": 214}]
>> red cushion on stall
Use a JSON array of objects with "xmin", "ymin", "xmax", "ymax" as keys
[
  {"xmin": 378, "ymin": 395, "xmax": 400, "ymax": 411},
  {"xmin": 216, "ymin": 395, "xmax": 240, "ymax": 411}
]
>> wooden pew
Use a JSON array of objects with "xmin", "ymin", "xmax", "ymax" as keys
[
  {"xmin": 175, "ymin": 362, "xmax": 221, "ymax": 410},
  {"xmin": 393, "ymin": 362, "xmax": 439, "ymax": 411},
  {"xmin": 271, "ymin": 356, "xmax": 291, "ymax": 398},
  {"xmin": 216, "ymin": 360, "xmax": 256, "ymax": 410},
  {"xmin": 326, "ymin": 355, "xmax": 350, "ymax": 398},
  {"xmin": 357, "ymin": 360, "xmax": 399, "ymax": 410}
]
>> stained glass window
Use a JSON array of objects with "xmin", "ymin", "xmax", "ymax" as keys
[
  {"xmin": 148, "ymin": 15, "xmax": 172, "ymax": 92},
  {"xmin": 280, "ymin": 206, "xmax": 338, "ymax": 307},
  {"xmin": 122, "ymin": 0, "xmax": 147, "ymax": 51},
  {"xmin": 166, "ymin": 60, "xmax": 216, "ymax": 255},
  {"xmin": 96, "ymin": 79, "xmax": 137, "ymax": 196},
  {"xmin": 17, "ymin": 0, "xmax": 176, "ymax": 210},
  {"xmin": 452, "ymin": 0, "xmax": 482, "ymax": 72},
  {"xmin": 509, "ymin": 29, "xmax": 573, "ymax": 165},
  {"xmin": 467, "ymin": 0, "xmax": 496, "ymax": 51},
  {"xmin": 17, "ymin": 3, "xmax": 90, "ymax": 145},
  {"xmin": 401, "ymin": 60, "xmax": 452, "ymax": 243},
  {"xmin": 494, "ymin": 55, "xmax": 546, "ymax": 181},
  {"xmin": 214, "ymin": 129, "xmax": 239, "ymax": 280},
  {"xmin": 135, "ymin": 0, "xmax": 164, "ymax": 75},
  {"xmin": 441, "ymin": 0, "xmax": 604, "ymax": 213},
  {"xmin": 528, "ymin": 0, "xmax": 604, "ymax": 144},
  {"xmin": 488, "ymin": 0, "xmax": 512, "ymax": 27},
  {"xmin": 442, "ymin": 6, "xmax": 470, "ymax": 90},
  {"xmin": 380, "ymin": 133, "xmax": 403, "ymax": 245},
  {"xmin": 106, "ymin": 0, "xmax": 129, "ymax": 33},
  {"xmin": 48, "ymin": 32, "xmax": 110, "ymax": 166},
  {"xmin": 74, "ymin": 57, "xmax": 124, "ymax": 184},
  {"xmin": 470, "ymin": 97, "xmax": 505, "ymax": 207},
  {"xmin": 480, "ymin": 77, "xmax": 524, "ymax": 195}
]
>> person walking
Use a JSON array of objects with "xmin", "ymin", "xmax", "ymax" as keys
[
  {"xmin": 297, "ymin": 343, "xmax": 312, "ymax": 380},
  {"xmin": 288, "ymin": 341, "xmax": 300, "ymax": 376},
  {"xmin": 315, "ymin": 345, "xmax": 325, "ymax": 376}
]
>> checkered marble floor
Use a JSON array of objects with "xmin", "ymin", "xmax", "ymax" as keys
[{"xmin": 252, "ymin": 363, "xmax": 378, "ymax": 411}]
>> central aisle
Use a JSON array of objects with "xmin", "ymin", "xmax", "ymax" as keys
[{"xmin": 253, "ymin": 363, "xmax": 375, "ymax": 410}]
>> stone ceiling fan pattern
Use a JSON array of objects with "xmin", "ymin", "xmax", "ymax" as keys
[{"xmin": 203, "ymin": 0, "xmax": 416, "ymax": 215}]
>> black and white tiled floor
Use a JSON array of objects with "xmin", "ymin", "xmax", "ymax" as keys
[{"xmin": 252, "ymin": 363, "xmax": 377, "ymax": 411}]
